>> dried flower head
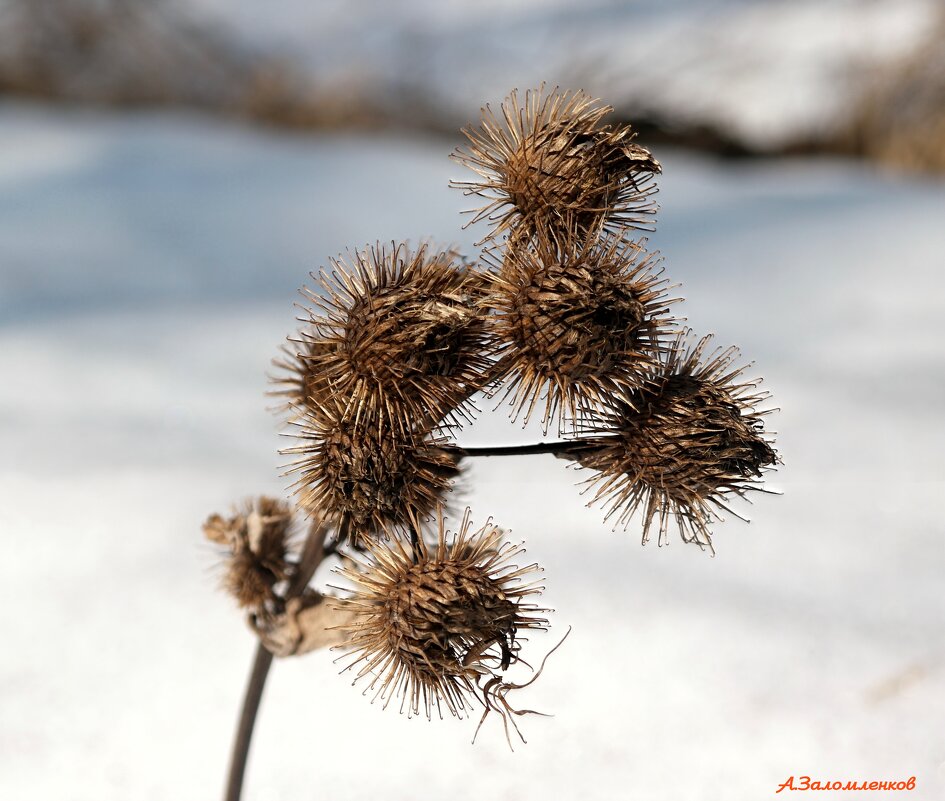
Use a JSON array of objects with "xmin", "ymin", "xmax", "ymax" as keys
[
  {"xmin": 285, "ymin": 401, "xmax": 462, "ymax": 541},
  {"xmin": 451, "ymin": 86, "xmax": 660, "ymax": 243},
  {"xmin": 332, "ymin": 509, "xmax": 549, "ymax": 741},
  {"xmin": 485, "ymin": 230, "xmax": 677, "ymax": 430},
  {"xmin": 273, "ymin": 241, "xmax": 492, "ymax": 431},
  {"xmin": 203, "ymin": 496, "xmax": 294, "ymax": 608},
  {"xmin": 573, "ymin": 333, "xmax": 777, "ymax": 551}
]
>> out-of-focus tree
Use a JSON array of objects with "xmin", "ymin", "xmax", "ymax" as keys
[
  {"xmin": 847, "ymin": 10, "xmax": 945, "ymax": 172},
  {"xmin": 0, "ymin": 0, "xmax": 379, "ymax": 128}
]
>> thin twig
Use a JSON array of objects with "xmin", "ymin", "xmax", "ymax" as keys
[
  {"xmin": 452, "ymin": 440, "xmax": 597, "ymax": 459},
  {"xmin": 287, "ymin": 518, "xmax": 330, "ymax": 597},
  {"xmin": 223, "ymin": 517, "xmax": 334, "ymax": 801},
  {"xmin": 223, "ymin": 642, "xmax": 273, "ymax": 801}
]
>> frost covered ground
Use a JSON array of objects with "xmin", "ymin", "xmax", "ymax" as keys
[{"xmin": 1, "ymin": 103, "xmax": 944, "ymax": 800}]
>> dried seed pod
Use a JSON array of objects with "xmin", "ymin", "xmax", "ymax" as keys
[
  {"xmin": 272, "ymin": 242, "xmax": 492, "ymax": 431},
  {"xmin": 202, "ymin": 497, "xmax": 294, "ymax": 609},
  {"xmin": 285, "ymin": 401, "xmax": 462, "ymax": 542},
  {"xmin": 451, "ymin": 86, "xmax": 660, "ymax": 243},
  {"xmin": 224, "ymin": 550, "xmax": 278, "ymax": 610},
  {"xmin": 332, "ymin": 509, "xmax": 549, "ymax": 734},
  {"xmin": 485, "ymin": 230, "xmax": 678, "ymax": 431},
  {"xmin": 573, "ymin": 333, "xmax": 777, "ymax": 551}
]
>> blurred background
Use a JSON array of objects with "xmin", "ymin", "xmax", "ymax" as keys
[{"xmin": 1, "ymin": 1, "xmax": 943, "ymax": 800}]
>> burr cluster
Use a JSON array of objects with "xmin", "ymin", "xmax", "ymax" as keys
[{"xmin": 204, "ymin": 86, "xmax": 779, "ymax": 744}]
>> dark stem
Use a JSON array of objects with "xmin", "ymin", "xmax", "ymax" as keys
[
  {"xmin": 223, "ymin": 518, "xmax": 332, "ymax": 801},
  {"xmin": 223, "ymin": 643, "xmax": 273, "ymax": 801},
  {"xmin": 287, "ymin": 519, "xmax": 330, "ymax": 597},
  {"xmin": 409, "ymin": 524, "xmax": 422, "ymax": 562},
  {"xmin": 453, "ymin": 440, "xmax": 595, "ymax": 459}
]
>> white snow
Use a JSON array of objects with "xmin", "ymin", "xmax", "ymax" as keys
[{"xmin": 1, "ymin": 103, "xmax": 944, "ymax": 800}]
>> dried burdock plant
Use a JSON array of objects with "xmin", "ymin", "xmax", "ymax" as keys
[
  {"xmin": 451, "ymin": 86, "xmax": 661, "ymax": 243},
  {"xmin": 204, "ymin": 85, "xmax": 780, "ymax": 801},
  {"xmin": 272, "ymin": 241, "xmax": 492, "ymax": 431},
  {"xmin": 203, "ymin": 496, "xmax": 294, "ymax": 611},
  {"xmin": 572, "ymin": 333, "xmax": 778, "ymax": 552},
  {"xmin": 284, "ymin": 400, "xmax": 462, "ymax": 542},
  {"xmin": 483, "ymin": 228, "xmax": 679, "ymax": 430},
  {"xmin": 332, "ymin": 509, "xmax": 550, "ymax": 743}
]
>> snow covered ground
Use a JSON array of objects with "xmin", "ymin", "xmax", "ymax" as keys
[{"xmin": 1, "ymin": 103, "xmax": 944, "ymax": 800}]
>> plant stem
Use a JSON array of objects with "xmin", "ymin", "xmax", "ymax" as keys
[
  {"xmin": 223, "ymin": 518, "xmax": 334, "ymax": 801},
  {"xmin": 454, "ymin": 440, "xmax": 594, "ymax": 458},
  {"xmin": 224, "ymin": 643, "xmax": 273, "ymax": 801}
]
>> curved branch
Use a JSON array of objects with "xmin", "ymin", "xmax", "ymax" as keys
[{"xmin": 223, "ymin": 517, "xmax": 335, "ymax": 801}]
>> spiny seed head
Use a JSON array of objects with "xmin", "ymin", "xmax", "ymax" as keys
[
  {"xmin": 332, "ymin": 509, "xmax": 548, "ymax": 723},
  {"xmin": 224, "ymin": 551, "xmax": 277, "ymax": 610},
  {"xmin": 484, "ymin": 230, "xmax": 678, "ymax": 431},
  {"xmin": 285, "ymin": 401, "xmax": 462, "ymax": 542},
  {"xmin": 202, "ymin": 496, "xmax": 294, "ymax": 608},
  {"xmin": 272, "ymin": 241, "xmax": 492, "ymax": 431},
  {"xmin": 451, "ymin": 86, "xmax": 660, "ymax": 243},
  {"xmin": 573, "ymin": 332, "xmax": 778, "ymax": 551}
]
